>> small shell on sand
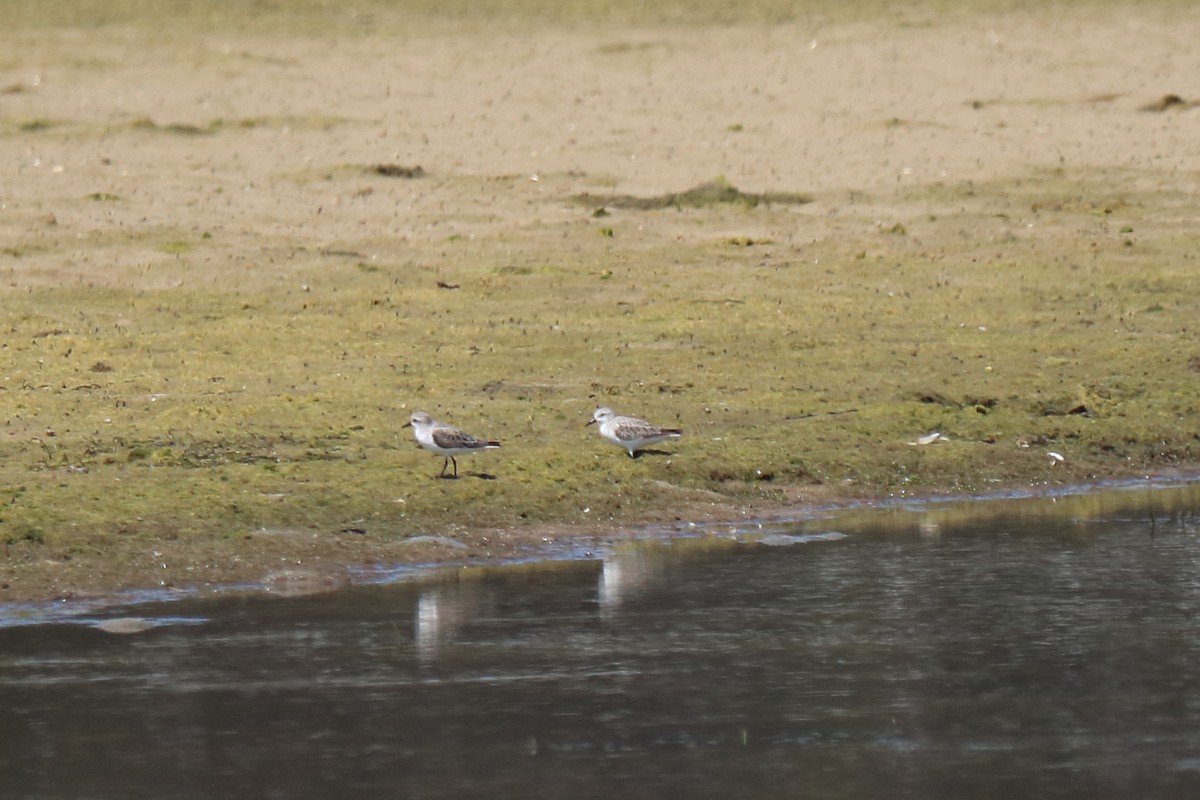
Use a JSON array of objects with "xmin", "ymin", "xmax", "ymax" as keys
[{"xmin": 95, "ymin": 617, "xmax": 154, "ymax": 635}]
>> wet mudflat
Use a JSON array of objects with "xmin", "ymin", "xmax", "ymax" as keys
[{"xmin": 3, "ymin": 483, "xmax": 1200, "ymax": 799}]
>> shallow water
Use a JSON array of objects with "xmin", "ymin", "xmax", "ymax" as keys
[{"xmin": 3, "ymin": 483, "xmax": 1200, "ymax": 799}]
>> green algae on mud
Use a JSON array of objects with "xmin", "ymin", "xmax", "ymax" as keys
[
  {"xmin": 3, "ymin": 164, "xmax": 1199, "ymax": 601},
  {"xmin": 572, "ymin": 177, "xmax": 813, "ymax": 211},
  {"xmin": 5, "ymin": 0, "xmax": 1190, "ymax": 36}
]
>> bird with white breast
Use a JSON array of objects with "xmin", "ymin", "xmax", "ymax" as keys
[
  {"xmin": 586, "ymin": 407, "xmax": 682, "ymax": 458},
  {"xmin": 403, "ymin": 411, "xmax": 500, "ymax": 478}
]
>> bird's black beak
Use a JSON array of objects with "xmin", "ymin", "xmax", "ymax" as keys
[
  {"xmin": 585, "ymin": 418, "xmax": 596, "ymax": 427},
  {"xmin": 402, "ymin": 421, "xmax": 412, "ymax": 428}
]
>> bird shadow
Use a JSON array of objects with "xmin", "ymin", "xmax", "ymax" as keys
[
  {"xmin": 434, "ymin": 472, "xmax": 498, "ymax": 481},
  {"xmin": 631, "ymin": 448, "xmax": 674, "ymax": 459}
]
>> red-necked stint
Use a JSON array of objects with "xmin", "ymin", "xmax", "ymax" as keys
[
  {"xmin": 586, "ymin": 407, "xmax": 682, "ymax": 458},
  {"xmin": 404, "ymin": 411, "xmax": 500, "ymax": 478}
]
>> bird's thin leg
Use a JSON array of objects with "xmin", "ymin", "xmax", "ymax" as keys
[
  {"xmin": 439, "ymin": 458, "xmax": 449, "ymax": 478},
  {"xmin": 451, "ymin": 456, "xmax": 459, "ymax": 478}
]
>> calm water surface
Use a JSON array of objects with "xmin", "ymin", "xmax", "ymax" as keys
[{"xmin": 3, "ymin": 483, "xmax": 1200, "ymax": 799}]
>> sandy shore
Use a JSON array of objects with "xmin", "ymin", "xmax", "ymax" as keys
[{"xmin": 3, "ymin": 2, "xmax": 1199, "ymax": 603}]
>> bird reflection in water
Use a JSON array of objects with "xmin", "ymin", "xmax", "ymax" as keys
[
  {"xmin": 411, "ymin": 545, "xmax": 677, "ymax": 662},
  {"xmin": 414, "ymin": 575, "xmax": 495, "ymax": 663}
]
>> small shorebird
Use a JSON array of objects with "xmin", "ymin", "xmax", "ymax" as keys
[
  {"xmin": 586, "ymin": 407, "xmax": 682, "ymax": 458},
  {"xmin": 403, "ymin": 411, "xmax": 500, "ymax": 478}
]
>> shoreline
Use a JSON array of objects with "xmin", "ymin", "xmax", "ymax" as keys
[
  {"xmin": 4, "ymin": 4, "xmax": 1199, "ymax": 615},
  {"xmin": 4, "ymin": 470, "xmax": 1197, "ymax": 617}
]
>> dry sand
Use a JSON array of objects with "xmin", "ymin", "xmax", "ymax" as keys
[{"xmin": 5, "ymin": 7, "xmax": 1198, "ymax": 260}]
